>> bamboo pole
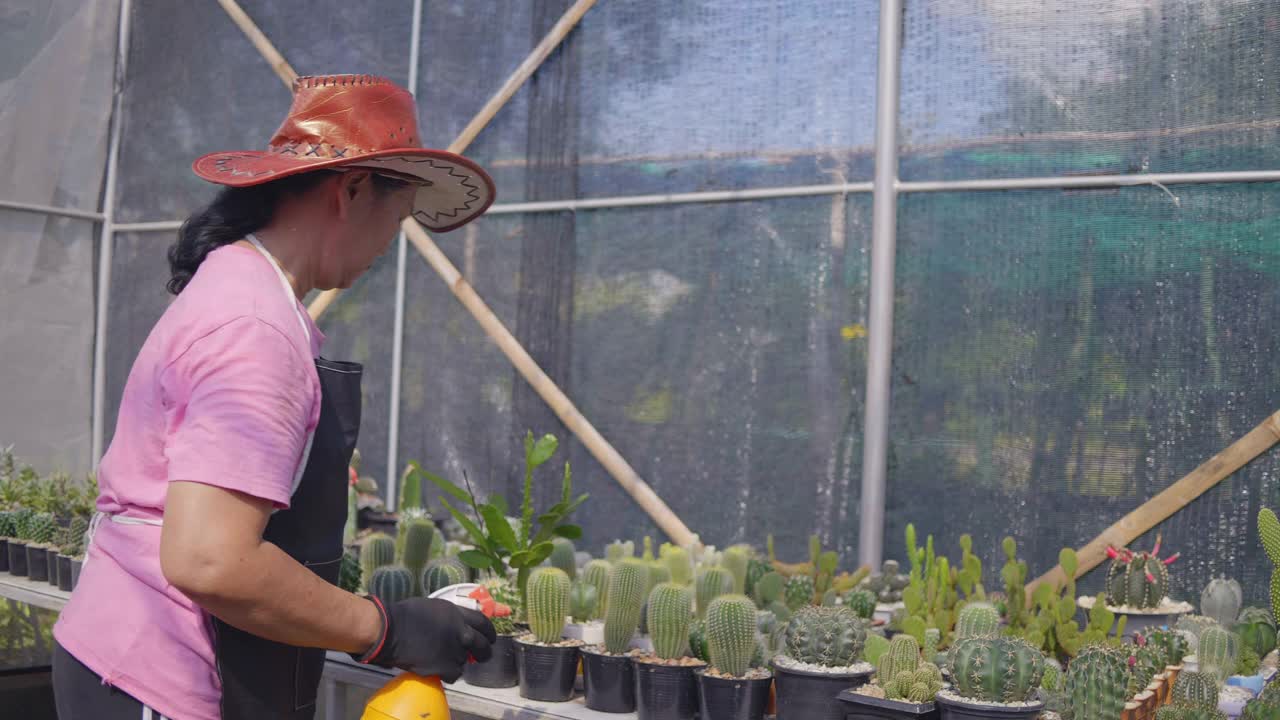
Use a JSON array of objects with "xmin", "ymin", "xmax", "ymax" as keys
[
  {"xmin": 1027, "ymin": 410, "xmax": 1280, "ymax": 594},
  {"xmin": 216, "ymin": 0, "xmax": 697, "ymax": 546}
]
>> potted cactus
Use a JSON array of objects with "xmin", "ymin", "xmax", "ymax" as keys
[
  {"xmin": 1085, "ymin": 536, "xmax": 1193, "ymax": 635},
  {"xmin": 1059, "ymin": 644, "xmax": 1132, "ymax": 720},
  {"xmin": 1157, "ymin": 670, "xmax": 1228, "ymax": 720},
  {"xmin": 631, "ymin": 582, "xmax": 705, "ymax": 720},
  {"xmin": 1234, "ymin": 608, "xmax": 1277, "ymax": 662},
  {"xmin": 695, "ymin": 594, "xmax": 773, "ymax": 720},
  {"xmin": 422, "ymin": 558, "xmax": 467, "ymax": 596},
  {"xmin": 515, "ymin": 566, "xmax": 581, "ymax": 702},
  {"xmin": 841, "ymin": 634, "xmax": 942, "ymax": 720},
  {"xmin": 1202, "ymin": 578, "xmax": 1243, "ymax": 627},
  {"xmin": 936, "ymin": 635, "xmax": 1045, "ymax": 720},
  {"xmin": 581, "ymin": 558, "xmax": 648, "ymax": 713},
  {"xmin": 463, "ymin": 576, "xmax": 524, "ymax": 688},
  {"xmin": 23, "ymin": 511, "xmax": 56, "ymax": 583},
  {"xmin": 564, "ymin": 577, "xmax": 604, "ymax": 645},
  {"xmin": 771, "ymin": 605, "xmax": 872, "ymax": 720},
  {"xmin": 1147, "ymin": 628, "xmax": 1193, "ymax": 698}
]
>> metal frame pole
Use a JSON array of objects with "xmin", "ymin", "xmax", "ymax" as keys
[
  {"xmin": 858, "ymin": 0, "xmax": 904, "ymax": 569},
  {"xmin": 91, "ymin": 0, "xmax": 133, "ymax": 469}
]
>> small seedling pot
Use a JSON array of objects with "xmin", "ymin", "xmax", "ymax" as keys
[
  {"xmin": 838, "ymin": 689, "xmax": 940, "ymax": 720},
  {"xmin": 634, "ymin": 659, "xmax": 702, "ymax": 720},
  {"xmin": 57, "ymin": 555, "xmax": 73, "ymax": 592},
  {"xmin": 47, "ymin": 550, "xmax": 59, "ymax": 586},
  {"xmin": 563, "ymin": 621, "xmax": 605, "ymax": 646},
  {"xmin": 7, "ymin": 540, "xmax": 27, "ymax": 576},
  {"xmin": 695, "ymin": 668, "xmax": 772, "ymax": 720},
  {"xmin": 935, "ymin": 693, "xmax": 1044, "ymax": 720},
  {"xmin": 581, "ymin": 646, "xmax": 636, "ymax": 713},
  {"xmin": 1227, "ymin": 673, "xmax": 1266, "ymax": 696},
  {"xmin": 26, "ymin": 545, "xmax": 48, "ymax": 582},
  {"xmin": 515, "ymin": 638, "xmax": 580, "ymax": 702},
  {"xmin": 463, "ymin": 634, "xmax": 519, "ymax": 688},
  {"xmin": 772, "ymin": 661, "xmax": 873, "ymax": 720}
]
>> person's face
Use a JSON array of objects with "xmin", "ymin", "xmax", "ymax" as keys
[{"xmin": 326, "ymin": 171, "xmax": 417, "ymax": 288}]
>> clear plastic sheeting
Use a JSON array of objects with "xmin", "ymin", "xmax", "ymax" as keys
[
  {"xmin": 900, "ymin": 0, "xmax": 1280, "ymax": 181},
  {"xmin": 886, "ymin": 183, "xmax": 1280, "ymax": 607}
]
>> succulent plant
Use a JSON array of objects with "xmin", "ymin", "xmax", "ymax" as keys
[
  {"xmin": 1238, "ymin": 645, "xmax": 1263, "ymax": 677},
  {"xmin": 1177, "ymin": 615, "xmax": 1219, "ymax": 654},
  {"xmin": 885, "ymin": 661, "xmax": 943, "ymax": 703},
  {"xmin": 706, "ymin": 594, "xmax": 758, "ymax": 678},
  {"xmin": 26, "ymin": 511, "xmax": 55, "ymax": 545},
  {"xmin": 744, "ymin": 557, "xmax": 770, "ymax": 598},
  {"xmin": 844, "ymin": 588, "xmax": 877, "ymax": 619},
  {"xmin": 422, "ymin": 558, "xmax": 466, "ymax": 595},
  {"xmin": 1243, "ymin": 689, "xmax": 1280, "ymax": 720},
  {"xmin": 360, "ymin": 533, "xmax": 397, "ymax": 586},
  {"xmin": 581, "ymin": 559, "xmax": 612, "ymax": 619},
  {"xmin": 1198, "ymin": 625, "xmax": 1240, "ymax": 684},
  {"xmin": 876, "ymin": 634, "xmax": 922, "ymax": 685},
  {"xmin": 956, "ymin": 602, "xmax": 1000, "ymax": 641},
  {"xmin": 604, "ymin": 558, "xmax": 647, "ymax": 654},
  {"xmin": 1262, "ymin": 510, "xmax": 1280, "ymax": 629},
  {"xmin": 399, "ymin": 517, "xmax": 435, "ymax": 595},
  {"xmin": 605, "ymin": 539, "xmax": 635, "ymax": 564},
  {"xmin": 948, "ymin": 635, "xmax": 1045, "ymax": 704},
  {"xmin": 1064, "ymin": 644, "xmax": 1132, "ymax": 720},
  {"xmin": 0, "ymin": 511, "xmax": 15, "ymax": 538},
  {"xmin": 1146, "ymin": 628, "xmax": 1192, "ymax": 668},
  {"xmin": 1104, "ymin": 536, "xmax": 1178, "ymax": 610},
  {"xmin": 860, "ymin": 559, "xmax": 910, "ymax": 604},
  {"xmin": 549, "ymin": 537, "xmax": 576, "ymax": 579},
  {"xmin": 527, "ymin": 567, "xmax": 570, "ymax": 644},
  {"xmin": 722, "ymin": 546, "xmax": 750, "ymax": 594},
  {"xmin": 1157, "ymin": 704, "xmax": 1230, "ymax": 720},
  {"xmin": 923, "ymin": 627, "xmax": 940, "ymax": 664},
  {"xmin": 696, "ymin": 566, "xmax": 735, "ymax": 618},
  {"xmin": 1130, "ymin": 643, "xmax": 1166, "ymax": 696},
  {"xmin": 1236, "ymin": 607, "xmax": 1279, "ymax": 659},
  {"xmin": 338, "ymin": 550, "xmax": 362, "ymax": 593},
  {"xmin": 570, "ymin": 580, "xmax": 598, "ymax": 623},
  {"xmin": 649, "ymin": 582, "xmax": 693, "ymax": 660},
  {"xmin": 783, "ymin": 605, "xmax": 866, "ymax": 667},
  {"xmin": 369, "ymin": 565, "xmax": 413, "ymax": 606},
  {"xmin": 688, "ymin": 619, "xmax": 709, "ymax": 662},
  {"xmin": 1171, "ymin": 670, "xmax": 1220, "ymax": 708},
  {"xmin": 1202, "ymin": 578, "xmax": 1243, "ymax": 627},
  {"xmin": 785, "ymin": 575, "xmax": 815, "ymax": 610}
]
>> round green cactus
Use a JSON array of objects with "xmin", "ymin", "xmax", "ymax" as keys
[
  {"xmin": 1201, "ymin": 578, "xmax": 1243, "ymax": 627},
  {"xmin": 527, "ymin": 567, "xmax": 571, "ymax": 644},
  {"xmin": 706, "ymin": 594, "xmax": 758, "ymax": 678},
  {"xmin": 582, "ymin": 559, "xmax": 612, "ymax": 619},
  {"xmin": 948, "ymin": 635, "xmax": 1045, "ymax": 703},
  {"xmin": 360, "ymin": 533, "xmax": 397, "ymax": 586},
  {"xmin": 844, "ymin": 589, "xmax": 877, "ymax": 619},
  {"xmin": 1171, "ymin": 671, "xmax": 1220, "ymax": 709},
  {"xmin": 956, "ymin": 602, "xmax": 1000, "ymax": 640},
  {"xmin": 1064, "ymin": 644, "xmax": 1130, "ymax": 720},
  {"xmin": 722, "ymin": 546, "xmax": 750, "ymax": 594},
  {"xmin": 1106, "ymin": 548, "xmax": 1170, "ymax": 610},
  {"xmin": 400, "ymin": 518, "xmax": 435, "ymax": 595},
  {"xmin": 696, "ymin": 566, "xmax": 734, "ymax": 618},
  {"xmin": 422, "ymin": 558, "xmax": 466, "ymax": 595},
  {"xmin": 785, "ymin": 575, "xmax": 815, "ymax": 610},
  {"xmin": 783, "ymin": 605, "xmax": 866, "ymax": 667},
  {"xmin": 1236, "ymin": 607, "xmax": 1278, "ymax": 658},
  {"xmin": 877, "ymin": 635, "xmax": 921, "ymax": 684},
  {"xmin": 1198, "ymin": 625, "xmax": 1240, "ymax": 684},
  {"xmin": 549, "ymin": 537, "xmax": 577, "ymax": 579},
  {"xmin": 604, "ymin": 558, "xmax": 648, "ymax": 654},
  {"xmin": 649, "ymin": 582, "xmax": 693, "ymax": 660},
  {"xmin": 369, "ymin": 565, "xmax": 413, "ymax": 606},
  {"xmin": 1146, "ymin": 628, "xmax": 1192, "ymax": 668}
]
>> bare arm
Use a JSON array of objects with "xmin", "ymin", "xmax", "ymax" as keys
[{"xmin": 159, "ymin": 480, "xmax": 381, "ymax": 655}]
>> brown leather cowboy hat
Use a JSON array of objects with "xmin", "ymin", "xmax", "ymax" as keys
[{"xmin": 192, "ymin": 74, "xmax": 494, "ymax": 233}]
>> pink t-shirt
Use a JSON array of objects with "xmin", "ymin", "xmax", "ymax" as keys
[{"xmin": 54, "ymin": 243, "xmax": 325, "ymax": 720}]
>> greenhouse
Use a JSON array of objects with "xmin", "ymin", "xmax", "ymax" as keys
[{"xmin": 3, "ymin": 0, "xmax": 1280, "ymax": 719}]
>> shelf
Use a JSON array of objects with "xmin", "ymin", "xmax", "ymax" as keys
[{"xmin": 0, "ymin": 573, "xmax": 70, "ymax": 612}]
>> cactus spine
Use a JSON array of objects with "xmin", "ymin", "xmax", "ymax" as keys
[
  {"xmin": 706, "ymin": 594, "xmax": 758, "ymax": 678},
  {"xmin": 369, "ymin": 565, "xmax": 413, "ymax": 606},
  {"xmin": 1171, "ymin": 671, "xmax": 1220, "ymax": 708},
  {"xmin": 360, "ymin": 533, "xmax": 396, "ymax": 586},
  {"xmin": 582, "ymin": 559, "xmax": 612, "ymax": 620},
  {"xmin": 1197, "ymin": 625, "xmax": 1239, "ymax": 684},
  {"xmin": 844, "ymin": 589, "xmax": 877, "ymax": 619},
  {"xmin": 948, "ymin": 635, "xmax": 1045, "ymax": 703},
  {"xmin": 722, "ymin": 546, "xmax": 750, "ymax": 594},
  {"xmin": 784, "ymin": 605, "xmax": 866, "ymax": 667},
  {"xmin": 422, "ymin": 559, "xmax": 465, "ymax": 595},
  {"xmin": 649, "ymin": 582, "xmax": 693, "ymax": 660},
  {"xmin": 785, "ymin": 575, "xmax": 816, "ymax": 610},
  {"xmin": 1063, "ymin": 644, "xmax": 1130, "ymax": 720},
  {"xmin": 1201, "ymin": 578, "xmax": 1243, "ymax": 627},
  {"xmin": 697, "ymin": 566, "xmax": 734, "ymax": 618},
  {"xmin": 527, "ymin": 567, "xmax": 570, "ymax": 644},
  {"xmin": 400, "ymin": 518, "xmax": 435, "ymax": 595},
  {"xmin": 550, "ymin": 537, "xmax": 577, "ymax": 579},
  {"xmin": 604, "ymin": 559, "xmax": 648, "ymax": 654}
]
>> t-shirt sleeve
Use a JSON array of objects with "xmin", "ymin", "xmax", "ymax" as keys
[{"xmin": 161, "ymin": 316, "xmax": 316, "ymax": 509}]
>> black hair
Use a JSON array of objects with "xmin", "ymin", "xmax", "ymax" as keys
[{"xmin": 166, "ymin": 170, "xmax": 411, "ymax": 295}]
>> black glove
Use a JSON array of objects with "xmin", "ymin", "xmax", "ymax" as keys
[{"xmin": 352, "ymin": 596, "xmax": 496, "ymax": 683}]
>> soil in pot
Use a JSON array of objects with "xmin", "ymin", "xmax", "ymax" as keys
[
  {"xmin": 633, "ymin": 656, "xmax": 706, "ymax": 720},
  {"xmin": 57, "ymin": 555, "xmax": 73, "ymax": 592},
  {"xmin": 772, "ymin": 656, "xmax": 875, "ymax": 720},
  {"xmin": 580, "ymin": 646, "xmax": 637, "ymax": 713},
  {"xmin": 839, "ymin": 688, "xmax": 940, "ymax": 720},
  {"xmin": 463, "ymin": 634, "xmax": 519, "ymax": 688},
  {"xmin": 935, "ymin": 690, "xmax": 1045, "ymax": 720},
  {"xmin": 695, "ymin": 667, "xmax": 772, "ymax": 720},
  {"xmin": 515, "ymin": 635, "xmax": 582, "ymax": 702},
  {"xmin": 7, "ymin": 540, "xmax": 27, "ymax": 576},
  {"xmin": 26, "ymin": 545, "xmax": 48, "ymax": 582}
]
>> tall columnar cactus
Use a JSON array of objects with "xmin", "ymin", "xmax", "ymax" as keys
[
  {"xmin": 783, "ymin": 605, "xmax": 866, "ymax": 667},
  {"xmin": 360, "ymin": 533, "xmax": 397, "ymax": 586},
  {"xmin": 649, "ymin": 582, "xmax": 693, "ymax": 660},
  {"xmin": 1198, "ymin": 625, "xmax": 1240, "ymax": 684},
  {"xmin": 697, "ymin": 566, "xmax": 735, "ymax": 618},
  {"xmin": 662, "ymin": 545, "xmax": 693, "ymax": 586},
  {"xmin": 876, "ymin": 634, "xmax": 923, "ymax": 686},
  {"xmin": 400, "ymin": 517, "xmax": 435, "ymax": 595},
  {"xmin": 948, "ymin": 635, "xmax": 1045, "ymax": 703},
  {"xmin": 844, "ymin": 589, "xmax": 877, "ymax": 619},
  {"xmin": 369, "ymin": 565, "xmax": 413, "ymax": 606},
  {"xmin": 956, "ymin": 602, "xmax": 1000, "ymax": 640},
  {"xmin": 1171, "ymin": 671, "xmax": 1220, "ymax": 708},
  {"xmin": 785, "ymin": 575, "xmax": 816, "ymax": 610},
  {"xmin": 1201, "ymin": 578, "xmax": 1243, "ymax": 627},
  {"xmin": 706, "ymin": 594, "xmax": 758, "ymax": 678},
  {"xmin": 722, "ymin": 546, "xmax": 750, "ymax": 594},
  {"xmin": 1236, "ymin": 607, "xmax": 1279, "ymax": 658},
  {"xmin": 606, "ymin": 539, "xmax": 635, "ymax": 564},
  {"xmin": 1064, "ymin": 644, "xmax": 1131, "ymax": 720},
  {"xmin": 422, "ymin": 559, "xmax": 466, "ymax": 595},
  {"xmin": 528, "ymin": 567, "xmax": 571, "ymax": 644},
  {"xmin": 1260, "ymin": 509, "xmax": 1280, "ymax": 629},
  {"xmin": 1105, "ymin": 536, "xmax": 1178, "ymax": 610},
  {"xmin": 923, "ymin": 628, "xmax": 940, "ymax": 665},
  {"xmin": 1147, "ymin": 628, "xmax": 1192, "ymax": 668},
  {"xmin": 549, "ymin": 537, "xmax": 576, "ymax": 579},
  {"xmin": 604, "ymin": 559, "xmax": 648, "ymax": 654},
  {"xmin": 582, "ymin": 559, "xmax": 612, "ymax": 619}
]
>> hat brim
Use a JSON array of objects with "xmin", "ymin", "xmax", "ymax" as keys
[{"xmin": 191, "ymin": 147, "xmax": 496, "ymax": 233}]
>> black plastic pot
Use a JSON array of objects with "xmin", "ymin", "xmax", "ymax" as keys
[
  {"xmin": 515, "ymin": 639, "xmax": 580, "ymax": 702},
  {"xmin": 634, "ymin": 659, "xmax": 702, "ymax": 720},
  {"xmin": 581, "ymin": 647, "xmax": 636, "ymax": 713},
  {"xmin": 463, "ymin": 634, "xmax": 519, "ymax": 688},
  {"xmin": 57, "ymin": 555, "xmax": 73, "ymax": 592},
  {"xmin": 695, "ymin": 668, "xmax": 772, "ymax": 720},
  {"xmin": 47, "ymin": 550, "xmax": 59, "ymax": 586},
  {"xmin": 935, "ymin": 693, "xmax": 1044, "ymax": 720},
  {"xmin": 26, "ymin": 545, "xmax": 48, "ymax": 582},
  {"xmin": 7, "ymin": 541, "xmax": 26, "ymax": 576},
  {"xmin": 0, "ymin": 539, "xmax": 8, "ymax": 573},
  {"xmin": 773, "ymin": 661, "xmax": 873, "ymax": 720},
  {"xmin": 838, "ymin": 689, "xmax": 939, "ymax": 720},
  {"xmin": 71, "ymin": 558, "xmax": 82, "ymax": 589}
]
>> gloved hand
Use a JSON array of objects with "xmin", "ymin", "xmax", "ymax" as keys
[{"xmin": 352, "ymin": 596, "xmax": 496, "ymax": 682}]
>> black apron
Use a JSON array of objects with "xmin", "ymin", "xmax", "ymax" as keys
[{"xmin": 212, "ymin": 236, "xmax": 364, "ymax": 720}]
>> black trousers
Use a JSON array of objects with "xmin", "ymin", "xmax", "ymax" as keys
[{"xmin": 52, "ymin": 640, "xmax": 169, "ymax": 720}]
